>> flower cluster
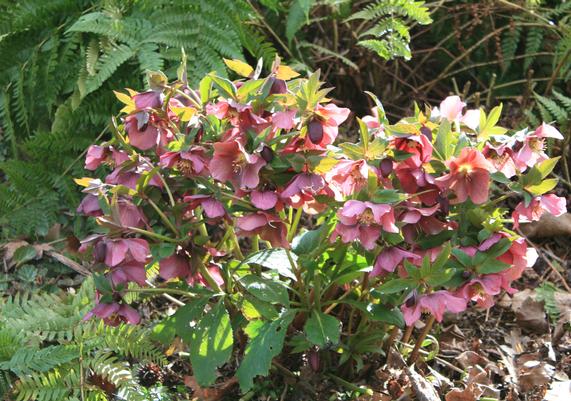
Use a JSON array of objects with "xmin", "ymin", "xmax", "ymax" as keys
[{"xmin": 76, "ymin": 59, "xmax": 565, "ymax": 387}]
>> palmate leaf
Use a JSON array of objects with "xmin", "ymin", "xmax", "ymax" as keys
[
  {"xmin": 189, "ymin": 301, "xmax": 234, "ymax": 386},
  {"xmin": 304, "ymin": 311, "xmax": 341, "ymax": 347},
  {"xmin": 236, "ymin": 311, "xmax": 295, "ymax": 391}
]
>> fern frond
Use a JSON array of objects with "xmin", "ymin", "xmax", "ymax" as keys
[
  {"xmin": 524, "ymin": 28, "xmax": 544, "ymax": 70},
  {"xmin": 534, "ymin": 92, "xmax": 568, "ymax": 125}
]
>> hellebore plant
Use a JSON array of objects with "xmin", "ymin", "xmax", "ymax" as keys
[{"xmin": 77, "ymin": 57, "xmax": 567, "ymax": 392}]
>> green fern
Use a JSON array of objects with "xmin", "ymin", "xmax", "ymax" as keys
[
  {"xmin": 0, "ymin": 278, "xmax": 167, "ymax": 401},
  {"xmin": 0, "ymin": 0, "xmax": 275, "ymax": 240},
  {"xmin": 346, "ymin": 0, "xmax": 432, "ymax": 60},
  {"xmin": 533, "ymin": 91, "xmax": 571, "ymax": 127}
]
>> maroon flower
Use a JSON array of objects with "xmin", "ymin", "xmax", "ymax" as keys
[{"xmin": 236, "ymin": 212, "xmax": 288, "ymax": 248}]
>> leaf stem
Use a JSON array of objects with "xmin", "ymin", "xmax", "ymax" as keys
[{"xmin": 408, "ymin": 315, "xmax": 436, "ymax": 364}]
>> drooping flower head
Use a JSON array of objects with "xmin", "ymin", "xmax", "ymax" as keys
[
  {"xmin": 210, "ymin": 140, "xmax": 266, "ymax": 190},
  {"xmin": 512, "ymin": 194, "xmax": 566, "ymax": 229},
  {"xmin": 436, "ymin": 148, "xmax": 493, "ymax": 204},
  {"xmin": 401, "ymin": 290, "xmax": 467, "ymax": 326},
  {"xmin": 330, "ymin": 200, "xmax": 398, "ymax": 250}
]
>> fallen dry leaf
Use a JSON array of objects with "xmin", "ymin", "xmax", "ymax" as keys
[
  {"xmin": 1, "ymin": 240, "xmax": 30, "ymax": 266},
  {"xmin": 407, "ymin": 366, "xmax": 440, "ymax": 401},
  {"xmin": 184, "ymin": 375, "xmax": 238, "ymax": 401},
  {"xmin": 513, "ymin": 295, "xmax": 549, "ymax": 333},
  {"xmin": 520, "ymin": 213, "xmax": 571, "ymax": 238}
]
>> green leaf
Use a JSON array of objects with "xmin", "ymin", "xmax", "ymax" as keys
[
  {"xmin": 434, "ymin": 119, "xmax": 453, "ymax": 160},
  {"xmin": 372, "ymin": 189, "xmax": 407, "ymax": 204},
  {"xmin": 367, "ymin": 304, "xmax": 405, "ymax": 327},
  {"xmin": 477, "ymin": 258, "xmax": 511, "ymax": 274},
  {"xmin": 286, "ymin": 0, "xmax": 313, "ymax": 42},
  {"xmin": 304, "ymin": 311, "xmax": 341, "ymax": 347},
  {"xmin": 12, "ymin": 245, "xmax": 37, "ymax": 266},
  {"xmin": 189, "ymin": 301, "xmax": 234, "ymax": 386},
  {"xmin": 536, "ymin": 157, "xmax": 560, "ymax": 179},
  {"xmin": 174, "ymin": 298, "xmax": 209, "ymax": 344},
  {"xmin": 241, "ymin": 275, "xmax": 290, "ymax": 306},
  {"xmin": 376, "ymin": 278, "xmax": 416, "ymax": 294},
  {"xmin": 292, "ymin": 226, "xmax": 327, "ymax": 256},
  {"xmin": 209, "ymin": 73, "xmax": 237, "ymax": 99},
  {"xmin": 243, "ymin": 248, "xmax": 297, "ymax": 281},
  {"xmin": 526, "ymin": 178, "xmax": 558, "ymax": 196},
  {"xmin": 236, "ymin": 312, "xmax": 295, "ymax": 391}
]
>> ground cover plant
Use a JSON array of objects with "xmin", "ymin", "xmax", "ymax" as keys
[{"xmin": 72, "ymin": 57, "xmax": 568, "ymax": 398}]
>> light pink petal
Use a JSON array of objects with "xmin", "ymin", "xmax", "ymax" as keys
[
  {"xmin": 540, "ymin": 194, "xmax": 567, "ymax": 217},
  {"xmin": 461, "ymin": 109, "xmax": 480, "ymax": 130},
  {"xmin": 272, "ymin": 110, "xmax": 297, "ymax": 130},
  {"xmin": 202, "ymin": 198, "xmax": 226, "ymax": 218},
  {"xmin": 536, "ymin": 123, "xmax": 563, "ymax": 139},
  {"xmin": 251, "ymin": 191, "xmax": 278, "ymax": 210},
  {"xmin": 439, "ymin": 96, "xmax": 466, "ymax": 121},
  {"xmin": 237, "ymin": 213, "xmax": 268, "ymax": 231}
]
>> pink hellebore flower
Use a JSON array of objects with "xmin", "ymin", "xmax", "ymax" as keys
[
  {"xmin": 512, "ymin": 194, "xmax": 567, "ymax": 229},
  {"xmin": 456, "ymin": 274, "xmax": 502, "ymax": 309},
  {"xmin": 159, "ymin": 253, "xmax": 190, "ymax": 281},
  {"xmin": 160, "ymin": 147, "xmax": 208, "ymax": 177},
  {"xmin": 479, "ymin": 233, "xmax": 538, "ymax": 293},
  {"xmin": 183, "ymin": 195, "xmax": 226, "ymax": 220},
  {"xmin": 280, "ymin": 173, "xmax": 327, "ymax": 208},
  {"xmin": 236, "ymin": 212, "xmax": 289, "ymax": 248},
  {"xmin": 85, "ymin": 145, "xmax": 129, "ymax": 170},
  {"xmin": 272, "ymin": 110, "xmax": 297, "ymax": 130},
  {"xmin": 439, "ymin": 96, "xmax": 466, "ymax": 121},
  {"xmin": 85, "ymin": 302, "xmax": 140, "ymax": 326},
  {"xmin": 393, "ymin": 134, "xmax": 433, "ymax": 168},
  {"xmin": 125, "ymin": 113, "xmax": 161, "ymax": 151},
  {"xmin": 250, "ymin": 190, "xmax": 279, "ymax": 210},
  {"xmin": 304, "ymin": 103, "xmax": 350, "ymax": 150},
  {"xmin": 77, "ymin": 194, "xmax": 103, "ymax": 217},
  {"xmin": 187, "ymin": 263, "xmax": 225, "ymax": 288},
  {"xmin": 515, "ymin": 123, "xmax": 564, "ymax": 169},
  {"xmin": 133, "ymin": 91, "xmax": 162, "ymax": 110},
  {"xmin": 105, "ymin": 164, "xmax": 163, "ymax": 190},
  {"xmin": 104, "ymin": 238, "xmax": 150, "ymax": 267},
  {"xmin": 482, "ymin": 143, "xmax": 519, "ymax": 178},
  {"xmin": 210, "ymin": 140, "xmax": 266, "ymax": 190},
  {"xmin": 436, "ymin": 148, "xmax": 493, "ymax": 204},
  {"xmin": 330, "ymin": 200, "xmax": 398, "ymax": 250},
  {"xmin": 371, "ymin": 247, "xmax": 420, "ymax": 276},
  {"xmin": 401, "ymin": 290, "xmax": 467, "ymax": 326},
  {"xmin": 325, "ymin": 159, "xmax": 370, "ymax": 199},
  {"xmin": 399, "ymin": 203, "xmax": 447, "ymax": 243}
]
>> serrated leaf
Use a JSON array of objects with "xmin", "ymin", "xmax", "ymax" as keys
[
  {"xmin": 536, "ymin": 157, "xmax": 560, "ymax": 179},
  {"xmin": 526, "ymin": 178, "xmax": 558, "ymax": 196},
  {"xmin": 241, "ymin": 275, "xmax": 290, "ymax": 306},
  {"xmin": 377, "ymin": 278, "xmax": 416, "ymax": 294},
  {"xmin": 189, "ymin": 301, "xmax": 233, "ymax": 386},
  {"xmin": 367, "ymin": 304, "xmax": 405, "ymax": 327},
  {"xmin": 304, "ymin": 311, "xmax": 341, "ymax": 347},
  {"xmin": 223, "ymin": 58, "xmax": 253, "ymax": 77},
  {"xmin": 276, "ymin": 65, "xmax": 300, "ymax": 80},
  {"xmin": 243, "ymin": 248, "xmax": 297, "ymax": 281},
  {"xmin": 236, "ymin": 312, "xmax": 295, "ymax": 391}
]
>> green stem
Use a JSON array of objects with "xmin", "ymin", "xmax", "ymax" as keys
[
  {"xmin": 128, "ymin": 227, "xmax": 180, "ymax": 243},
  {"xmin": 252, "ymin": 235, "xmax": 259, "ymax": 252},
  {"xmin": 287, "ymin": 207, "xmax": 303, "ymax": 242},
  {"xmin": 228, "ymin": 224, "xmax": 245, "ymax": 260},
  {"xmin": 197, "ymin": 259, "xmax": 223, "ymax": 293},
  {"xmin": 148, "ymin": 198, "xmax": 179, "ymax": 236}
]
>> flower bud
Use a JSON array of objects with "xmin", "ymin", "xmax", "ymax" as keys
[
  {"xmin": 260, "ymin": 145, "xmax": 274, "ymax": 162},
  {"xmin": 438, "ymin": 194, "xmax": 450, "ymax": 215},
  {"xmin": 462, "ymin": 271, "xmax": 472, "ymax": 279},
  {"xmin": 420, "ymin": 126, "xmax": 432, "ymax": 141},
  {"xmin": 269, "ymin": 78, "xmax": 287, "ymax": 95},
  {"xmin": 307, "ymin": 119, "xmax": 324, "ymax": 144},
  {"xmin": 308, "ymin": 350, "xmax": 320, "ymax": 372},
  {"xmin": 380, "ymin": 158, "xmax": 393, "ymax": 177},
  {"xmin": 93, "ymin": 241, "xmax": 107, "ymax": 264},
  {"xmin": 405, "ymin": 292, "xmax": 417, "ymax": 308}
]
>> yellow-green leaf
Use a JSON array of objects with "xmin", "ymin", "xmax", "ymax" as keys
[
  {"xmin": 223, "ymin": 58, "xmax": 254, "ymax": 78},
  {"xmin": 276, "ymin": 65, "xmax": 300, "ymax": 80}
]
